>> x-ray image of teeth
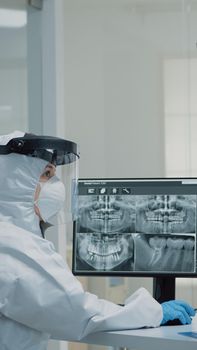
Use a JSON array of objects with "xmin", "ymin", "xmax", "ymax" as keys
[
  {"xmin": 135, "ymin": 195, "xmax": 196, "ymax": 234},
  {"xmin": 75, "ymin": 193, "xmax": 196, "ymax": 272},
  {"xmin": 133, "ymin": 233, "xmax": 195, "ymax": 272},
  {"xmin": 77, "ymin": 195, "xmax": 135, "ymax": 271},
  {"xmin": 75, "ymin": 195, "xmax": 135, "ymax": 271},
  {"xmin": 76, "ymin": 232, "xmax": 134, "ymax": 271},
  {"xmin": 77, "ymin": 195, "xmax": 135, "ymax": 233}
]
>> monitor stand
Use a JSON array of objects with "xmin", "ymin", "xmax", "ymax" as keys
[{"xmin": 153, "ymin": 276, "xmax": 176, "ymax": 303}]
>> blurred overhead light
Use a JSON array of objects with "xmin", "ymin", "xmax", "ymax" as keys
[{"xmin": 0, "ymin": 9, "xmax": 27, "ymax": 28}]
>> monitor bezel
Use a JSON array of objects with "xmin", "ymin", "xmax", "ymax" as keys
[{"xmin": 72, "ymin": 177, "xmax": 197, "ymax": 278}]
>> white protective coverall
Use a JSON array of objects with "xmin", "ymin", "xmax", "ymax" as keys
[{"xmin": 0, "ymin": 131, "xmax": 163, "ymax": 350}]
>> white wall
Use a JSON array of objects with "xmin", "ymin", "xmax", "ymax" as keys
[
  {"xmin": 0, "ymin": 22, "xmax": 28, "ymax": 133},
  {"xmin": 63, "ymin": 0, "xmax": 167, "ymax": 179},
  {"xmin": 63, "ymin": 0, "xmax": 197, "ymax": 178}
]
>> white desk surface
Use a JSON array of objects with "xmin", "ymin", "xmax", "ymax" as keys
[{"xmin": 80, "ymin": 315, "xmax": 197, "ymax": 350}]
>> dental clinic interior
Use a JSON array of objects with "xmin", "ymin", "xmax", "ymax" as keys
[{"xmin": 1, "ymin": 0, "xmax": 197, "ymax": 349}]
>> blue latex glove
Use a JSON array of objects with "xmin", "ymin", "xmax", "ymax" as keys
[{"xmin": 161, "ymin": 300, "xmax": 196, "ymax": 325}]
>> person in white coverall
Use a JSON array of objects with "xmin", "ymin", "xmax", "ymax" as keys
[{"xmin": 0, "ymin": 131, "xmax": 195, "ymax": 350}]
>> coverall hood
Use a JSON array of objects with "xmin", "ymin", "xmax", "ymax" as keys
[{"xmin": 0, "ymin": 131, "xmax": 48, "ymax": 236}]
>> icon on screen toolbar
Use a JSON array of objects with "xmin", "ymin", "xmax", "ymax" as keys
[
  {"xmin": 87, "ymin": 188, "xmax": 96, "ymax": 194},
  {"xmin": 122, "ymin": 188, "xmax": 131, "ymax": 194},
  {"xmin": 99, "ymin": 188, "xmax": 107, "ymax": 194},
  {"xmin": 110, "ymin": 188, "xmax": 119, "ymax": 195}
]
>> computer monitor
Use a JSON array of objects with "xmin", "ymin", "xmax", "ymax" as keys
[{"xmin": 72, "ymin": 178, "xmax": 197, "ymax": 302}]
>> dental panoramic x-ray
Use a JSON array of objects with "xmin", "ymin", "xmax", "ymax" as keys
[{"xmin": 72, "ymin": 179, "xmax": 197, "ymax": 275}]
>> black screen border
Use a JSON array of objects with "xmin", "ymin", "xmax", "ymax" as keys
[{"xmin": 72, "ymin": 177, "xmax": 197, "ymax": 278}]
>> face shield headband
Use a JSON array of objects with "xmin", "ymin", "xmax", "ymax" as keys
[{"xmin": 0, "ymin": 134, "xmax": 79, "ymax": 166}]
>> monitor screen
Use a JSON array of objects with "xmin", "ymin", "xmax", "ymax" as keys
[{"xmin": 72, "ymin": 178, "xmax": 197, "ymax": 277}]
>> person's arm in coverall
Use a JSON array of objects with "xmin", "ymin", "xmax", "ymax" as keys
[{"xmin": 0, "ymin": 222, "xmax": 195, "ymax": 342}]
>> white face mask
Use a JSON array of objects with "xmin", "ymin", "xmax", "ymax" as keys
[{"xmin": 35, "ymin": 175, "xmax": 65, "ymax": 223}]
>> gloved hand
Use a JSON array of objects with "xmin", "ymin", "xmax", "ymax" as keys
[{"xmin": 161, "ymin": 300, "xmax": 196, "ymax": 325}]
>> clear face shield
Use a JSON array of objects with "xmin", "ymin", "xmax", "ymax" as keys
[
  {"xmin": 36, "ymin": 157, "xmax": 79, "ymax": 226},
  {"xmin": 34, "ymin": 150, "xmax": 79, "ymax": 233}
]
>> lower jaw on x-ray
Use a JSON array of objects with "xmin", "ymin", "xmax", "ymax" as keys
[
  {"xmin": 74, "ymin": 194, "xmax": 196, "ymax": 273},
  {"xmin": 76, "ymin": 232, "xmax": 134, "ymax": 271},
  {"xmin": 134, "ymin": 233, "xmax": 195, "ymax": 272},
  {"xmin": 76, "ymin": 232, "xmax": 195, "ymax": 272}
]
